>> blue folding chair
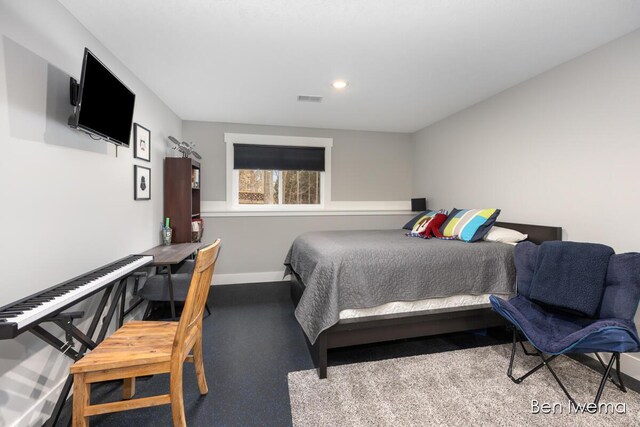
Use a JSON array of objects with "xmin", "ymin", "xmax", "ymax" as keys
[{"xmin": 490, "ymin": 241, "xmax": 640, "ymax": 405}]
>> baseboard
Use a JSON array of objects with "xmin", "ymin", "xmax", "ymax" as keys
[
  {"xmin": 10, "ymin": 375, "xmax": 68, "ymax": 427},
  {"xmin": 621, "ymin": 352, "xmax": 640, "ymax": 381},
  {"xmin": 212, "ymin": 271, "xmax": 288, "ymax": 285},
  {"xmin": 584, "ymin": 352, "xmax": 640, "ymax": 381}
]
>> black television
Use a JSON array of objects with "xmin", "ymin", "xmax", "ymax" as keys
[{"xmin": 69, "ymin": 48, "xmax": 136, "ymax": 146}]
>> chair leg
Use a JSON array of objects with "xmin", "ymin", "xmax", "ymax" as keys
[
  {"xmin": 594, "ymin": 353, "xmax": 617, "ymax": 405},
  {"xmin": 507, "ymin": 329, "xmax": 625, "ymax": 407},
  {"xmin": 72, "ymin": 373, "xmax": 90, "ymax": 427},
  {"xmin": 595, "ymin": 352, "xmax": 627, "ymax": 392},
  {"xmin": 507, "ymin": 328, "xmax": 518, "ymax": 379},
  {"xmin": 538, "ymin": 352, "xmax": 575, "ymax": 405},
  {"xmin": 123, "ymin": 377, "xmax": 136, "ymax": 399},
  {"xmin": 170, "ymin": 362, "xmax": 187, "ymax": 427},
  {"xmin": 615, "ymin": 353, "xmax": 627, "ymax": 393},
  {"xmin": 507, "ymin": 328, "xmax": 552, "ymax": 382},
  {"xmin": 193, "ymin": 336, "xmax": 209, "ymax": 395},
  {"xmin": 507, "ymin": 328, "xmax": 575, "ymax": 403},
  {"xmin": 519, "ymin": 340, "xmax": 537, "ymax": 356}
]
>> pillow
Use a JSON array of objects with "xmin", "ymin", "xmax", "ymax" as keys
[
  {"xmin": 410, "ymin": 214, "xmax": 434, "ymax": 235},
  {"xmin": 407, "ymin": 211, "xmax": 449, "ymax": 238},
  {"xmin": 403, "ymin": 210, "xmax": 441, "ymax": 230},
  {"xmin": 403, "ymin": 210, "xmax": 432, "ymax": 230},
  {"xmin": 439, "ymin": 208, "xmax": 501, "ymax": 242},
  {"xmin": 484, "ymin": 226, "xmax": 528, "ymax": 244}
]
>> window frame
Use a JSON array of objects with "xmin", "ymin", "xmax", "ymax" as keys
[{"xmin": 224, "ymin": 133, "xmax": 333, "ymax": 211}]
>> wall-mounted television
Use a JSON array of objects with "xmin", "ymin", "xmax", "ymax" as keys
[{"xmin": 68, "ymin": 48, "xmax": 136, "ymax": 146}]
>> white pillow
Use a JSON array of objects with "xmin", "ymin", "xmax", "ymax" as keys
[{"xmin": 483, "ymin": 226, "xmax": 528, "ymax": 244}]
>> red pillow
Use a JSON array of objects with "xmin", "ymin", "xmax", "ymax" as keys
[{"xmin": 418, "ymin": 213, "xmax": 449, "ymax": 239}]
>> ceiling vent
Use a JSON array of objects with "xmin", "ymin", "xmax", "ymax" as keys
[{"xmin": 297, "ymin": 95, "xmax": 323, "ymax": 103}]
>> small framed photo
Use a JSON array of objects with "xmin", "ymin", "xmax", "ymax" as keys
[
  {"xmin": 133, "ymin": 123, "xmax": 151, "ymax": 162},
  {"xmin": 134, "ymin": 165, "xmax": 151, "ymax": 200}
]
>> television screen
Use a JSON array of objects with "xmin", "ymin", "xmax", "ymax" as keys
[{"xmin": 73, "ymin": 48, "xmax": 135, "ymax": 146}]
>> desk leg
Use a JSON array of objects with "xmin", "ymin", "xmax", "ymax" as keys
[{"xmin": 167, "ymin": 271, "xmax": 177, "ymax": 319}]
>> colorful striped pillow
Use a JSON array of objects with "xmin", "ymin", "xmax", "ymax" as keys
[{"xmin": 439, "ymin": 208, "xmax": 501, "ymax": 242}]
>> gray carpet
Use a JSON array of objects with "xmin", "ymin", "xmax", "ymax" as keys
[{"xmin": 288, "ymin": 345, "xmax": 640, "ymax": 426}]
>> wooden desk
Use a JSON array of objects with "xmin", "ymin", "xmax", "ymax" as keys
[{"xmin": 139, "ymin": 242, "xmax": 203, "ymax": 317}]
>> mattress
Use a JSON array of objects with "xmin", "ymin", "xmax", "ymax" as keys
[{"xmin": 338, "ymin": 293, "xmax": 501, "ymax": 319}]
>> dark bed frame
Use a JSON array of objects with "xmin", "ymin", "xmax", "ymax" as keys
[{"xmin": 289, "ymin": 221, "xmax": 562, "ymax": 378}]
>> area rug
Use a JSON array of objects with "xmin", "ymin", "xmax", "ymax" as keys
[{"xmin": 288, "ymin": 345, "xmax": 640, "ymax": 426}]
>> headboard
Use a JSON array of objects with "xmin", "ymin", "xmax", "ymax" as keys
[{"xmin": 495, "ymin": 222, "xmax": 562, "ymax": 244}]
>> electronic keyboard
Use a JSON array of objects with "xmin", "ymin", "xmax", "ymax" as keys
[{"xmin": 0, "ymin": 255, "xmax": 152, "ymax": 339}]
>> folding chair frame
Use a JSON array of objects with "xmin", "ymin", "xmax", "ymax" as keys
[{"xmin": 506, "ymin": 327, "xmax": 627, "ymax": 406}]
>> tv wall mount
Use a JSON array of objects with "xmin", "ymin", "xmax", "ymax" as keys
[{"xmin": 69, "ymin": 77, "xmax": 80, "ymax": 107}]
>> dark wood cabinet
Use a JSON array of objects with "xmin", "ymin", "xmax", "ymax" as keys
[{"xmin": 164, "ymin": 158, "xmax": 201, "ymax": 243}]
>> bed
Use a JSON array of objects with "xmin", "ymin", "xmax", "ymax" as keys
[{"xmin": 286, "ymin": 221, "xmax": 562, "ymax": 378}]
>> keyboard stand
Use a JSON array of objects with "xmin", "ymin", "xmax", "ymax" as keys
[
  {"xmin": 43, "ymin": 278, "xmax": 128, "ymax": 427},
  {"xmin": 30, "ymin": 311, "xmax": 87, "ymax": 362}
]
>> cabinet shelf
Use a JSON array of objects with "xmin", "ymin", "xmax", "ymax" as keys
[{"xmin": 164, "ymin": 158, "xmax": 202, "ymax": 243}]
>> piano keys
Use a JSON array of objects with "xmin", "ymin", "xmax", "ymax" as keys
[{"xmin": 0, "ymin": 254, "xmax": 152, "ymax": 339}]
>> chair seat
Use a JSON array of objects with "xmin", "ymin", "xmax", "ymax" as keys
[
  {"xmin": 139, "ymin": 274, "xmax": 192, "ymax": 302},
  {"xmin": 490, "ymin": 295, "xmax": 640, "ymax": 354},
  {"xmin": 70, "ymin": 321, "xmax": 177, "ymax": 374},
  {"xmin": 175, "ymin": 260, "xmax": 195, "ymax": 275}
]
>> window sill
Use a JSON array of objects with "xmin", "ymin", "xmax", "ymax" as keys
[
  {"xmin": 201, "ymin": 210, "xmax": 414, "ymax": 218},
  {"xmin": 200, "ymin": 201, "xmax": 414, "ymax": 217}
]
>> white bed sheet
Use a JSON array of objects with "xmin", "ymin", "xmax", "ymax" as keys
[{"xmin": 338, "ymin": 293, "xmax": 509, "ymax": 319}]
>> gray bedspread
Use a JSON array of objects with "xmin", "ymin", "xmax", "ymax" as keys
[{"xmin": 284, "ymin": 229, "xmax": 516, "ymax": 344}]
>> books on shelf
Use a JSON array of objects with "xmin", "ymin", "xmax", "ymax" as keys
[
  {"xmin": 191, "ymin": 168, "xmax": 200, "ymax": 189},
  {"xmin": 191, "ymin": 219, "xmax": 203, "ymax": 242}
]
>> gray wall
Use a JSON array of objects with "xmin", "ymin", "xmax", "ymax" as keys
[
  {"xmin": 183, "ymin": 121, "xmax": 415, "ymax": 276},
  {"xmin": 412, "ymin": 29, "xmax": 640, "ymax": 378},
  {"xmin": 0, "ymin": 2, "xmax": 181, "ymax": 425},
  {"xmin": 182, "ymin": 121, "xmax": 414, "ymax": 202},
  {"xmin": 205, "ymin": 214, "xmax": 413, "ymax": 277}
]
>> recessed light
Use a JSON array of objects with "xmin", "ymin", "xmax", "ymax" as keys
[{"xmin": 332, "ymin": 80, "xmax": 348, "ymax": 89}]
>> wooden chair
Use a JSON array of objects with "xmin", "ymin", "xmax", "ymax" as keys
[{"xmin": 70, "ymin": 239, "xmax": 221, "ymax": 427}]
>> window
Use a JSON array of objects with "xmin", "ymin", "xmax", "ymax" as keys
[
  {"xmin": 238, "ymin": 169, "xmax": 321, "ymax": 205},
  {"xmin": 225, "ymin": 134, "xmax": 332, "ymax": 209}
]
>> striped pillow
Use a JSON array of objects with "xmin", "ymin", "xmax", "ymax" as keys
[{"xmin": 439, "ymin": 208, "xmax": 501, "ymax": 242}]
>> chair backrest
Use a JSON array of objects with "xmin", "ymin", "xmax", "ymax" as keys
[
  {"xmin": 599, "ymin": 253, "xmax": 640, "ymax": 321},
  {"xmin": 172, "ymin": 239, "xmax": 221, "ymax": 359},
  {"xmin": 513, "ymin": 241, "xmax": 538, "ymax": 299},
  {"xmin": 515, "ymin": 241, "xmax": 640, "ymax": 321}
]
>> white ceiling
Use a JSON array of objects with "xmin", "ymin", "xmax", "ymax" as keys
[{"xmin": 58, "ymin": 0, "xmax": 640, "ymax": 133}]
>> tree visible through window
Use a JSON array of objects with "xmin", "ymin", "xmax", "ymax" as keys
[{"xmin": 238, "ymin": 169, "xmax": 320, "ymax": 205}]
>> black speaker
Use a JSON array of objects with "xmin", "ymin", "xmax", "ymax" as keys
[{"xmin": 411, "ymin": 198, "xmax": 427, "ymax": 212}]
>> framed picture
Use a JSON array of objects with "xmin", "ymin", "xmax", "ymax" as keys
[
  {"xmin": 133, "ymin": 123, "xmax": 151, "ymax": 162},
  {"xmin": 134, "ymin": 165, "xmax": 151, "ymax": 200}
]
